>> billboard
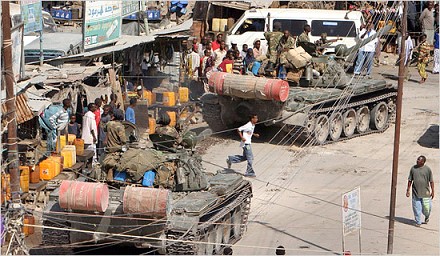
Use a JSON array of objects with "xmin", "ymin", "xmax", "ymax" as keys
[
  {"xmin": 20, "ymin": 0, "xmax": 43, "ymax": 34},
  {"xmin": 84, "ymin": 1, "xmax": 122, "ymax": 49},
  {"xmin": 122, "ymin": 1, "xmax": 140, "ymax": 17}
]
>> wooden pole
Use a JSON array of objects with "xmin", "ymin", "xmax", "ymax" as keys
[
  {"xmin": 2, "ymin": 0, "xmax": 20, "ymax": 204},
  {"xmin": 387, "ymin": 2, "xmax": 407, "ymax": 254}
]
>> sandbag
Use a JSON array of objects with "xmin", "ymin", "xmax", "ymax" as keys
[{"xmin": 286, "ymin": 47, "xmax": 312, "ymax": 68}]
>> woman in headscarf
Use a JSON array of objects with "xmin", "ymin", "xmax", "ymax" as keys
[{"xmin": 243, "ymin": 48, "xmax": 256, "ymax": 73}]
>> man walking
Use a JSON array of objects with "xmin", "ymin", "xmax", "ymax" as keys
[
  {"xmin": 406, "ymin": 156, "xmax": 434, "ymax": 227},
  {"xmin": 226, "ymin": 114, "xmax": 259, "ymax": 177}
]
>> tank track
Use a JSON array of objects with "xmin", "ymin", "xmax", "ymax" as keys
[
  {"xmin": 165, "ymin": 184, "xmax": 252, "ymax": 255},
  {"xmin": 39, "ymin": 217, "xmax": 73, "ymax": 255},
  {"xmin": 303, "ymin": 92, "xmax": 398, "ymax": 144}
]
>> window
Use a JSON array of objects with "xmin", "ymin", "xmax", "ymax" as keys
[
  {"xmin": 235, "ymin": 18, "xmax": 265, "ymax": 35},
  {"xmin": 273, "ymin": 19, "xmax": 307, "ymax": 37},
  {"xmin": 311, "ymin": 20, "xmax": 357, "ymax": 37}
]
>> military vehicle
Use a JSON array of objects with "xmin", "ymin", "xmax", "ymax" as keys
[
  {"xmin": 39, "ymin": 123, "xmax": 252, "ymax": 255},
  {"xmin": 201, "ymin": 26, "xmax": 397, "ymax": 144}
]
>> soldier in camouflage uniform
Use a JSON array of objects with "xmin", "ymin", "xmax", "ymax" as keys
[
  {"xmin": 278, "ymin": 30, "xmax": 297, "ymax": 66},
  {"xmin": 102, "ymin": 109, "xmax": 127, "ymax": 180},
  {"xmin": 264, "ymin": 22, "xmax": 283, "ymax": 72}
]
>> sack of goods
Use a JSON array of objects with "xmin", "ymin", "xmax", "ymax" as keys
[{"xmin": 286, "ymin": 47, "xmax": 312, "ymax": 69}]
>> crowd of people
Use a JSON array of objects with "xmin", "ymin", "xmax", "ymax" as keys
[{"xmin": 39, "ymin": 93, "xmax": 134, "ymax": 167}]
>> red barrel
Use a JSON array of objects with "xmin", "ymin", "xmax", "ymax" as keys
[
  {"xmin": 264, "ymin": 79, "xmax": 289, "ymax": 102},
  {"xmin": 123, "ymin": 187, "xmax": 169, "ymax": 218},
  {"xmin": 207, "ymin": 72, "xmax": 227, "ymax": 95},
  {"xmin": 59, "ymin": 180, "xmax": 109, "ymax": 212}
]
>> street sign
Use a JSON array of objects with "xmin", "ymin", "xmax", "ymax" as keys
[
  {"xmin": 342, "ymin": 187, "xmax": 361, "ymax": 236},
  {"xmin": 84, "ymin": 0, "xmax": 123, "ymax": 49},
  {"xmin": 20, "ymin": 0, "xmax": 43, "ymax": 34}
]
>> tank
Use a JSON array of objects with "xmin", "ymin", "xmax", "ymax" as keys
[
  {"xmin": 39, "ymin": 123, "xmax": 252, "ymax": 255},
  {"xmin": 201, "ymin": 26, "xmax": 397, "ymax": 144}
]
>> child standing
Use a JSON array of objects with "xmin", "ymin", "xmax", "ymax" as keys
[
  {"xmin": 417, "ymin": 34, "xmax": 433, "ymax": 84},
  {"xmin": 67, "ymin": 115, "xmax": 81, "ymax": 138}
]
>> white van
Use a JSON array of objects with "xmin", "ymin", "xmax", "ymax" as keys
[{"xmin": 226, "ymin": 8, "xmax": 363, "ymax": 54}]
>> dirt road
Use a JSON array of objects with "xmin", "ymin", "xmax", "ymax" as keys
[{"xmin": 202, "ymin": 65, "xmax": 439, "ymax": 254}]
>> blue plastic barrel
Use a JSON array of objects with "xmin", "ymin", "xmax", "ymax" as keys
[
  {"xmin": 251, "ymin": 61, "xmax": 261, "ymax": 75},
  {"xmin": 142, "ymin": 171, "xmax": 156, "ymax": 187},
  {"xmin": 113, "ymin": 171, "xmax": 127, "ymax": 182}
]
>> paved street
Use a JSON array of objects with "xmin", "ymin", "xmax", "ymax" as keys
[{"xmin": 202, "ymin": 63, "xmax": 439, "ymax": 255}]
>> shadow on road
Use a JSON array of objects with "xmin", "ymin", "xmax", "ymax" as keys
[
  {"xmin": 417, "ymin": 125, "xmax": 439, "ymax": 149},
  {"xmin": 253, "ymin": 220, "xmax": 340, "ymax": 255}
]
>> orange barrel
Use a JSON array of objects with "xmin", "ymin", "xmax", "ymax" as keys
[
  {"xmin": 166, "ymin": 111, "xmax": 176, "ymax": 127},
  {"xmin": 48, "ymin": 155, "xmax": 63, "ymax": 175},
  {"xmin": 123, "ymin": 187, "xmax": 170, "ymax": 217},
  {"xmin": 74, "ymin": 138, "xmax": 85, "ymax": 155},
  {"xmin": 39, "ymin": 159, "xmax": 57, "ymax": 180},
  {"xmin": 148, "ymin": 117, "xmax": 156, "ymax": 134},
  {"xmin": 23, "ymin": 214, "xmax": 35, "ymax": 236},
  {"xmin": 30, "ymin": 165, "xmax": 40, "ymax": 184},
  {"xmin": 1, "ymin": 174, "xmax": 11, "ymax": 204},
  {"xmin": 207, "ymin": 72, "xmax": 228, "ymax": 94},
  {"xmin": 143, "ymin": 90, "xmax": 155, "ymax": 105},
  {"xmin": 61, "ymin": 145, "xmax": 76, "ymax": 168},
  {"xmin": 178, "ymin": 87, "xmax": 189, "ymax": 103},
  {"xmin": 59, "ymin": 180, "xmax": 109, "ymax": 212},
  {"xmin": 19, "ymin": 166, "xmax": 30, "ymax": 193},
  {"xmin": 56, "ymin": 134, "xmax": 76, "ymax": 151},
  {"xmin": 163, "ymin": 92, "xmax": 176, "ymax": 107},
  {"xmin": 263, "ymin": 79, "xmax": 289, "ymax": 102}
]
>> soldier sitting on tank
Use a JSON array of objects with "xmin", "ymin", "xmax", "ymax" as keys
[
  {"xmin": 277, "ymin": 30, "xmax": 297, "ymax": 69},
  {"xmin": 315, "ymin": 33, "xmax": 343, "ymax": 54},
  {"xmin": 102, "ymin": 109, "xmax": 127, "ymax": 181},
  {"xmin": 264, "ymin": 22, "xmax": 283, "ymax": 72}
]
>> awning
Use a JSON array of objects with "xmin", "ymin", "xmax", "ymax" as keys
[
  {"xmin": 152, "ymin": 19, "xmax": 193, "ymax": 35},
  {"xmin": 210, "ymin": 1, "xmax": 250, "ymax": 11}
]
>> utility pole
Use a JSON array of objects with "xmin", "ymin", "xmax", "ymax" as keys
[
  {"xmin": 387, "ymin": 1, "xmax": 407, "ymax": 254},
  {"xmin": 141, "ymin": 0, "xmax": 149, "ymax": 35},
  {"xmin": 2, "ymin": 1, "xmax": 27, "ymax": 255}
]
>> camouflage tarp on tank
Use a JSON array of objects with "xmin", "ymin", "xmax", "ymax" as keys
[{"xmin": 117, "ymin": 148, "xmax": 167, "ymax": 181}]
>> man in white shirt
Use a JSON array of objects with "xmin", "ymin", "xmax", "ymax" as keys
[
  {"xmin": 354, "ymin": 23, "xmax": 378, "ymax": 79},
  {"xmin": 213, "ymin": 40, "xmax": 227, "ymax": 68},
  {"xmin": 82, "ymin": 103, "xmax": 98, "ymax": 163},
  {"xmin": 226, "ymin": 114, "xmax": 260, "ymax": 177}
]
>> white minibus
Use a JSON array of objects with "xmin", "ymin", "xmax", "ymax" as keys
[{"xmin": 226, "ymin": 8, "xmax": 364, "ymax": 54}]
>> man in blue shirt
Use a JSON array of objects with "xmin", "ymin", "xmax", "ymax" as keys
[
  {"xmin": 433, "ymin": 31, "xmax": 439, "ymax": 74},
  {"xmin": 125, "ymin": 98, "xmax": 137, "ymax": 124}
]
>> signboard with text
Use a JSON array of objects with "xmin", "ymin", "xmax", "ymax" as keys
[
  {"xmin": 11, "ymin": 27, "xmax": 24, "ymax": 82},
  {"xmin": 84, "ymin": 1, "xmax": 122, "ymax": 49},
  {"xmin": 21, "ymin": 0, "xmax": 43, "ymax": 34},
  {"xmin": 342, "ymin": 187, "xmax": 361, "ymax": 236},
  {"xmin": 122, "ymin": 1, "xmax": 140, "ymax": 17}
]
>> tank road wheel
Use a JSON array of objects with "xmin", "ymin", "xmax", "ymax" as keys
[
  {"xmin": 314, "ymin": 115, "xmax": 329, "ymax": 144},
  {"xmin": 329, "ymin": 113, "xmax": 343, "ymax": 141},
  {"xmin": 231, "ymin": 205, "xmax": 243, "ymax": 240},
  {"xmin": 342, "ymin": 109, "xmax": 356, "ymax": 137},
  {"xmin": 370, "ymin": 102, "xmax": 389, "ymax": 131},
  {"xmin": 356, "ymin": 106, "xmax": 370, "ymax": 133},
  {"xmin": 222, "ymin": 213, "xmax": 232, "ymax": 245}
]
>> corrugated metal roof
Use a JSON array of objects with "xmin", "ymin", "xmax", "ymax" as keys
[
  {"xmin": 1, "ymin": 93, "xmax": 34, "ymax": 124},
  {"xmin": 152, "ymin": 19, "xmax": 193, "ymax": 35}
]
